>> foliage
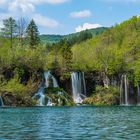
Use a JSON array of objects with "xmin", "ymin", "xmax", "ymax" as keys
[
  {"xmin": 83, "ymin": 86, "xmax": 120, "ymax": 105},
  {"xmin": 39, "ymin": 27, "xmax": 107, "ymax": 44},
  {"xmin": 1, "ymin": 15, "xmax": 140, "ymax": 106},
  {"xmin": 60, "ymin": 39, "xmax": 73, "ymax": 72},
  {"xmin": 1, "ymin": 76, "xmax": 39, "ymax": 107},
  {"xmin": 40, "ymin": 34, "xmax": 63, "ymax": 44},
  {"xmin": 26, "ymin": 19, "xmax": 40, "ymax": 47},
  {"xmin": 2, "ymin": 76, "xmax": 26, "ymax": 94},
  {"xmin": 72, "ymin": 16, "xmax": 140, "ymax": 85},
  {"xmin": 1, "ymin": 17, "xmax": 17, "ymax": 48}
]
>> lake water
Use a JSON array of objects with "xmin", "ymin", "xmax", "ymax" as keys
[{"xmin": 0, "ymin": 106, "xmax": 140, "ymax": 140}]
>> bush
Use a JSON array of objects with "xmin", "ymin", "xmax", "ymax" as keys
[
  {"xmin": 0, "ymin": 76, "xmax": 40, "ymax": 106},
  {"xmin": 83, "ymin": 86, "xmax": 120, "ymax": 105},
  {"xmin": 1, "ymin": 77, "xmax": 26, "ymax": 94}
]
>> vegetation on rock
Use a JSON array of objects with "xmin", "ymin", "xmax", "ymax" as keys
[
  {"xmin": 83, "ymin": 86, "xmax": 120, "ymax": 105},
  {"xmin": 33, "ymin": 87, "xmax": 75, "ymax": 106}
]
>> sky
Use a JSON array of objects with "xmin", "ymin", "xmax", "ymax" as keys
[{"xmin": 0, "ymin": 0, "xmax": 140, "ymax": 35}]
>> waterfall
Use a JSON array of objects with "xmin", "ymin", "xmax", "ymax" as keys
[
  {"xmin": 47, "ymin": 97, "xmax": 53, "ymax": 106},
  {"xmin": 0, "ymin": 96, "xmax": 4, "ymax": 107},
  {"xmin": 71, "ymin": 72, "xmax": 87, "ymax": 103},
  {"xmin": 44, "ymin": 70, "xmax": 59, "ymax": 88},
  {"xmin": 124, "ymin": 75, "xmax": 128, "ymax": 105},
  {"xmin": 38, "ymin": 87, "xmax": 45, "ymax": 106},
  {"xmin": 120, "ymin": 75, "xmax": 129, "ymax": 105},
  {"xmin": 34, "ymin": 70, "xmax": 59, "ymax": 106},
  {"xmin": 58, "ymin": 97, "xmax": 61, "ymax": 106},
  {"xmin": 120, "ymin": 75, "xmax": 123, "ymax": 105},
  {"xmin": 137, "ymin": 84, "xmax": 140, "ymax": 104},
  {"xmin": 138, "ymin": 85, "xmax": 140, "ymax": 96},
  {"xmin": 33, "ymin": 85, "xmax": 45, "ymax": 106}
]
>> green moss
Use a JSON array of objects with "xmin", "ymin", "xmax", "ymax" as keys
[
  {"xmin": 33, "ymin": 86, "xmax": 75, "ymax": 106},
  {"xmin": 45, "ymin": 94, "xmax": 74, "ymax": 106},
  {"xmin": 43, "ymin": 87, "xmax": 75, "ymax": 106}
]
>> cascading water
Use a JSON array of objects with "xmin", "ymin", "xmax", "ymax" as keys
[
  {"xmin": 137, "ymin": 85, "xmax": 140, "ymax": 96},
  {"xmin": 33, "ymin": 84, "xmax": 46, "ymax": 106},
  {"xmin": 0, "ymin": 96, "xmax": 4, "ymax": 107},
  {"xmin": 44, "ymin": 70, "xmax": 58, "ymax": 88},
  {"xmin": 120, "ymin": 75, "xmax": 129, "ymax": 105},
  {"xmin": 38, "ymin": 87, "xmax": 45, "ymax": 106},
  {"xmin": 58, "ymin": 97, "xmax": 61, "ymax": 106},
  {"xmin": 34, "ymin": 70, "xmax": 59, "ymax": 106},
  {"xmin": 47, "ymin": 97, "xmax": 53, "ymax": 106},
  {"xmin": 137, "ymin": 84, "xmax": 140, "ymax": 104},
  {"xmin": 71, "ymin": 72, "xmax": 87, "ymax": 103},
  {"xmin": 120, "ymin": 76, "xmax": 123, "ymax": 105},
  {"xmin": 124, "ymin": 75, "xmax": 129, "ymax": 105}
]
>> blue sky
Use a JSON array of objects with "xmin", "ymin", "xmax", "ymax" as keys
[{"xmin": 0, "ymin": 0, "xmax": 140, "ymax": 35}]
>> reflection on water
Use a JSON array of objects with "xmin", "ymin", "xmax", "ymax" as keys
[{"xmin": 0, "ymin": 106, "xmax": 140, "ymax": 140}]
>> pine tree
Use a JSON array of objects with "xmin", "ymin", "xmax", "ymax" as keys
[
  {"xmin": 1, "ymin": 17, "xmax": 17, "ymax": 48},
  {"xmin": 26, "ymin": 19, "xmax": 40, "ymax": 47}
]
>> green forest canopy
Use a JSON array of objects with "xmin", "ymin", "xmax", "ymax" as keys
[{"xmin": 0, "ymin": 15, "xmax": 140, "ymax": 90}]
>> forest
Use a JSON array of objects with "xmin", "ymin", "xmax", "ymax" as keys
[{"xmin": 0, "ymin": 15, "xmax": 140, "ymax": 106}]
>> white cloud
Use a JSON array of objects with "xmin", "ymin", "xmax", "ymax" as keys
[
  {"xmin": 0, "ymin": 0, "xmax": 62, "ymax": 29},
  {"xmin": 0, "ymin": 0, "xmax": 8, "ymax": 9},
  {"xmin": 0, "ymin": 0, "xmax": 7, "ymax": 6},
  {"xmin": 75, "ymin": 23, "xmax": 102, "ymax": 32},
  {"xmin": 46, "ymin": 0, "xmax": 70, "ymax": 4},
  {"xmin": 33, "ymin": 14, "xmax": 59, "ymax": 28},
  {"xmin": 103, "ymin": 0, "xmax": 140, "ymax": 3},
  {"xmin": 8, "ymin": 0, "xmax": 35, "ymax": 14},
  {"xmin": 70, "ymin": 10, "xmax": 92, "ymax": 18},
  {"xmin": 0, "ymin": 0, "xmax": 69, "ymax": 8}
]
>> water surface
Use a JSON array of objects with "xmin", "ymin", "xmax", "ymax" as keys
[{"xmin": 0, "ymin": 106, "xmax": 140, "ymax": 140}]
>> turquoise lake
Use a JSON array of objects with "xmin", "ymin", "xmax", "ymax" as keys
[{"xmin": 0, "ymin": 106, "xmax": 140, "ymax": 140}]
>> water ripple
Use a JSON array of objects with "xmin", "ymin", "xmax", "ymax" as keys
[{"xmin": 0, "ymin": 106, "xmax": 140, "ymax": 140}]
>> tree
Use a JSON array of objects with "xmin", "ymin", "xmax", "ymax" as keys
[
  {"xmin": 60, "ymin": 39, "xmax": 73, "ymax": 72},
  {"xmin": 77, "ymin": 31, "xmax": 92, "ymax": 43},
  {"xmin": 1, "ymin": 17, "xmax": 17, "ymax": 48},
  {"xmin": 17, "ymin": 17, "xmax": 27, "ymax": 47},
  {"xmin": 26, "ymin": 19, "xmax": 40, "ymax": 47}
]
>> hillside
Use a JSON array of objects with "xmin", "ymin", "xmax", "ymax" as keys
[
  {"xmin": 72, "ymin": 16, "xmax": 140, "ymax": 83},
  {"xmin": 40, "ymin": 27, "xmax": 107, "ymax": 44}
]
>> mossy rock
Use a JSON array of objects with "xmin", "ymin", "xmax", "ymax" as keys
[
  {"xmin": 45, "ymin": 92, "xmax": 75, "ymax": 106},
  {"xmin": 1, "ymin": 91, "xmax": 36, "ymax": 107}
]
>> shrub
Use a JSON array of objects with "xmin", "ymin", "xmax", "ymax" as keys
[{"xmin": 83, "ymin": 86, "xmax": 120, "ymax": 105}]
